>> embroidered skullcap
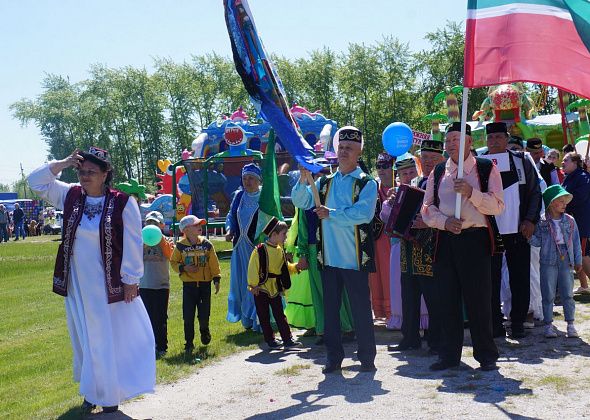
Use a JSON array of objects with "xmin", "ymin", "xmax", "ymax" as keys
[
  {"xmin": 262, "ymin": 217, "xmax": 280, "ymax": 236},
  {"xmin": 394, "ymin": 157, "xmax": 416, "ymax": 171},
  {"xmin": 420, "ymin": 140, "xmax": 444, "ymax": 154},
  {"xmin": 334, "ymin": 126, "xmax": 363, "ymax": 148},
  {"xmin": 376, "ymin": 152, "xmax": 394, "ymax": 166},
  {"xmin": 241, "ymin": 163, "xmax": 262, "ymax": 180}
]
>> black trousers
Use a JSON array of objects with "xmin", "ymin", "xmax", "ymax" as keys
[
  {"xmin": 322, "ymin": 266, "xmax": 376, "ymax": 367},
  {"xmin": 400, "ymin": 271, "xmax": 442, "ymax": 351},
  {"xmin": 182, "ymin": 282, "xmax": 211, "ymax": 348},
  {"xmin": 434, "ymin": 229, "xmax": 498, "ymax": 365},
  {"xmin": 253, "ymin": 293, "xmax": 291, "ymax": 343},
  {"xmin": 491, "ymin": 233, "xmax": 531, "ymax": 331},
  {"xmin": 139, "ymin": 288, "xmax": 170, "ymax": 352}
]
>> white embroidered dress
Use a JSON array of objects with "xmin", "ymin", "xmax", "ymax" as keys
[{"xmin": 28, "ymin": 164, "xmax": 155, "ymax": 407}]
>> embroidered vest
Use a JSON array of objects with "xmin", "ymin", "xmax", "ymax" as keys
[
  {"xmin": 316, "ymin": 172, "xmax": 376, "ymax": 272},
  {"xmin": 53, "ymin": 186, "xmax": 130, "ymax": 303},
  {"xmin": 230, "ymin": 190, "xmax": 258, "ymax": 246},
  {"xmin": 256, "ymin": 243, "xmax": 291, "ymax": 292},
  {"xmin": 432, "ymin": 157, "xmax": 504, "ymax": 256}
]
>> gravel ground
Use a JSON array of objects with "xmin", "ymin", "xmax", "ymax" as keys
[{"xmin": 102, "ymin": 296, "xmax": 590, "ymax": 420}]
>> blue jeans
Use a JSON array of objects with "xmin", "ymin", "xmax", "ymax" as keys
[
  {"xmin": 14, "ymin": 221, "xmax": 26, "ymax": 240},
  {"xmin": 540, "ymin": 246, "xmax": 575, "ymax": 324}
]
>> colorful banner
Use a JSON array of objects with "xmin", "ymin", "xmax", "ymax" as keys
[
  {"xmin": 465, "ymin": 0, "xmax": 590, "ymax": 98},
  {"xmin": 224, "ymin": 0, "xmax": 322, "ymax": 172},
  {"xmin": 412, "ymin": 130, "xmax": 432, "ymax": 146}
]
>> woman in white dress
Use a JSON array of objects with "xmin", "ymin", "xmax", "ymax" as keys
[{"xmin": 28, "ymin": 147, "xmax": 155, "ymax": 414}]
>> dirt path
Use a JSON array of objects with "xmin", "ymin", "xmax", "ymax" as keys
[{"xmin": 112, "ymin": 297, "xmax": 590, "ymax": 420}]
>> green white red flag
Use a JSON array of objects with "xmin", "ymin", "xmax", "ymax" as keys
[{"xmin": 464, "ymin": 0, "xmax": 590, "ymax": 97}]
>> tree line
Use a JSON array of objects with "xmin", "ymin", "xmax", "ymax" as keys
[{"xmin": 11, "ymin": 22, "xmax": 555, "ymax": 192}]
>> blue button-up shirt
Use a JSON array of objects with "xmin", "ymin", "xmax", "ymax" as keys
[{"xmin": 291, "ymin": 167, "xmax": 377, "ymax": 270}]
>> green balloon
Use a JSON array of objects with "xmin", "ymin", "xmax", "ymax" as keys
[{"xmin": 142, "ymin": 225, "xmax": 162, "ymax": 246}]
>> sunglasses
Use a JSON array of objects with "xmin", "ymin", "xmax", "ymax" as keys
[
  {"xmin": 376, "ymin": 163, "xmax": 393, "ymax": 170},
  {"xmin": 76, "ymin": 169, "xmax": 102, "ymax": 177}
]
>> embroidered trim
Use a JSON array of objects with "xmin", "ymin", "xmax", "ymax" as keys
[
  {"xmin": 83, "ymin": 201, "xmax": 103, "ymax": 220},
  {"xmin": 103, "ymin": 195, "xmax": 122, "ymax": 295},
  {"xmin": 55, "ymin": 197, "xmax": 82, "ymax": 291}
]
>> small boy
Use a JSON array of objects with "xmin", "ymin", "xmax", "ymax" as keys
[
  {"xmin": 248, "ymin": 217, "xmax": 303, "ymax": 349},
  {"xmin": 531, "ymin": 185, "xmax": 583, "ymax": 338},
  {"xmin": 171, "ymin": 215, "xmax": 221, "ymax": 354},
  {"xmin": 140, "ymin": 211, "xmax": 175, "ymax": 359}
]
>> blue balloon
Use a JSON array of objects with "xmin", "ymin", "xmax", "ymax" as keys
[
  {"xmin": 382, "ymin": 122, "xmax": 413, "ymax": 157},
  {"xmin": 142, "ymin": 225, "xmax": 163, "ymax": 247}
]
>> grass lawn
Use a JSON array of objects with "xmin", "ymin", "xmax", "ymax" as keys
[{"xmin": 0, "ymin": 235, "xmax": 260, "ymax": 419}]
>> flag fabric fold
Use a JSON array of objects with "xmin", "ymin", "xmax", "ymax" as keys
[
  {"xmin": 256, "ymin": 130, "xmax": 284, "ymax": 240},
  {"xmin": 224, "ymin": 0, "xmax": 322, "ymax": 173},
  {"xmin": 465, "ymin": 0, "xmax": 590, "ymax": 98}
]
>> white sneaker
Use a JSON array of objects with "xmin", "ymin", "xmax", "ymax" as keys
[
  {"xmin": 574, "ymin": 286, "xmax": 590, "ymax": 295},
  {"xmin": 523, "ymin": 321, "xmax": 535, "ymax": 329},
  {"xmin": 544, "ymin": 324, "xmax": 558, "ymax": 338},
  {"xmin": 567, "ymin": 324, "xmax": 579, "ymax": 338}
]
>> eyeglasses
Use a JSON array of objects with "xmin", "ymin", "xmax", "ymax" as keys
[
  {"xmin": 76, "ymin": 169, "xmax": 101, "ymax": 177},
  {"xmin": 375, "ymin": 163, "xmax": 393, "ymax": 170}
]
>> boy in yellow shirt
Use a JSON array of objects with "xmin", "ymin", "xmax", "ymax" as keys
[
  {"xmin": 248, "ymin": 217, "xmax": 303, "ymax": 349},
  {"xmin": 171, "ymin": 215, "xmax": 221, "ymax": 354}
]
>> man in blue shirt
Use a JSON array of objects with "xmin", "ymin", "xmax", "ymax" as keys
[{"xmin": 292, "ymin": 126, "xmax": 378, "ymax": 373}]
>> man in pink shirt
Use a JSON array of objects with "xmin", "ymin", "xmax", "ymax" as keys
[{"xmin": 421, "ymin": 122, "xmax": 505, "ymax": 372}]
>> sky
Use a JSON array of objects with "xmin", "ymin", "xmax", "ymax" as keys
[{"xmin": 0, "ymin": 0, "xmax": 467, "ymax": 185}]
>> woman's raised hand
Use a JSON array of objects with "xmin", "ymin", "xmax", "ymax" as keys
[{"xmin": 49, "ymin": 149, "xmax": 83, "ymax": 176}]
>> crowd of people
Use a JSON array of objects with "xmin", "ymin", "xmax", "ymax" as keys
[
  {"xmin": 25, "ymin": 124, "xmax": 590, "ymax": 412},
  {"xmin": 0, "ymin": 202, "xmax": 32, "ymax": 242}
]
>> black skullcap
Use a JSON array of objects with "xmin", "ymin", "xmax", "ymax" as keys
[
  {"xmin": 445, "ymin": 122, "xmax": 471, "ymax": 136},
  {"xmin": 508, "ymin": 135, "xmax": 524, "ymax": 147},
  {"xmin": 486, "ymin": 122, "xmax": 508, "ymax": 135},
  {"xmin": 526, "ymin": 138, "xmax": 543, "ymax": 151}
]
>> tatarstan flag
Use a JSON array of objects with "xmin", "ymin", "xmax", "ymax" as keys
[{"xmin": 465, "ymin": 0, "xmax": 590, "ymax": 98}]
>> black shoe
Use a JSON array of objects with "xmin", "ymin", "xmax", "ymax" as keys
[
  {"xmin": 342, "ymin": 331, "xmax": 355, "ymax": 343},
  {"xmin": 388, "ymin": 342, "xmax": 421, "ymax": 352},
  {"xmin": 360, "ymin": 363, "xmax": 377, "ymax": 372},
  {"xmin": 80, "ymin": 399, "xmax": 96, "ymax": 414},
  {"xmin": 479, "ymin": 362, "xmax": 499, "ymax": 371},
  {"xmin": 102, "ymin": 405, "xmax": 118, "ymax": 413},
  {"xmin": 315, "ymin": 336, "xmax": 325, "ymax": 346},
  {"xmin": 429, "ymin": 360, "xmax": 460, "ymax": 371},
  {"xmin": 200, "ymin": 329, "xmax": 211, "ymax": 345},
  {"xmin": 184, "ymin": 345, "xmax": 194, "ymax": 357},
  {"xmin": 493, "ymin": 326, "xmax": 506, "ymax": 338},
  {"xmin": 322, "ymin": 364, "xmax": 342, "ymax": 374},
  {"xmin": 510, "ymin": 327, "xmax": 526, "ymax": 339},
  {"xmin": 283, "ymin": 340, "xmax": 302, "ymax": 348},
  {"xmin": 267, "ymin": 340, "xmax": 281, "ymax": 349}
]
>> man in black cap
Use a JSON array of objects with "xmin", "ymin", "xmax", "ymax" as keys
[
  {"xmin": 422, "ymin": 122, "xmax": 504, "ymax": 371},
  {"xmin": 507, "ymin": 136, "xmax": 524, "ymax": 152},
  {"xmin": 484, "ymin": 122, "xmax": 542, "ymax": 338},
  {"xmin": 389, "ymin": 139, "xmax": 446, "ymax": 353},
  {"xmin": 527, "ymin": 138, "xmax": 558, "ymax": 186},
  {"xmin": 293, "ymin": 125, "xmax": 378, "ymax": 374}
]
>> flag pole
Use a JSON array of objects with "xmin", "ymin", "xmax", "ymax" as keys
[{"xmin": 455, "ymin": 87, "xmax": 470, "ymax": 219}]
